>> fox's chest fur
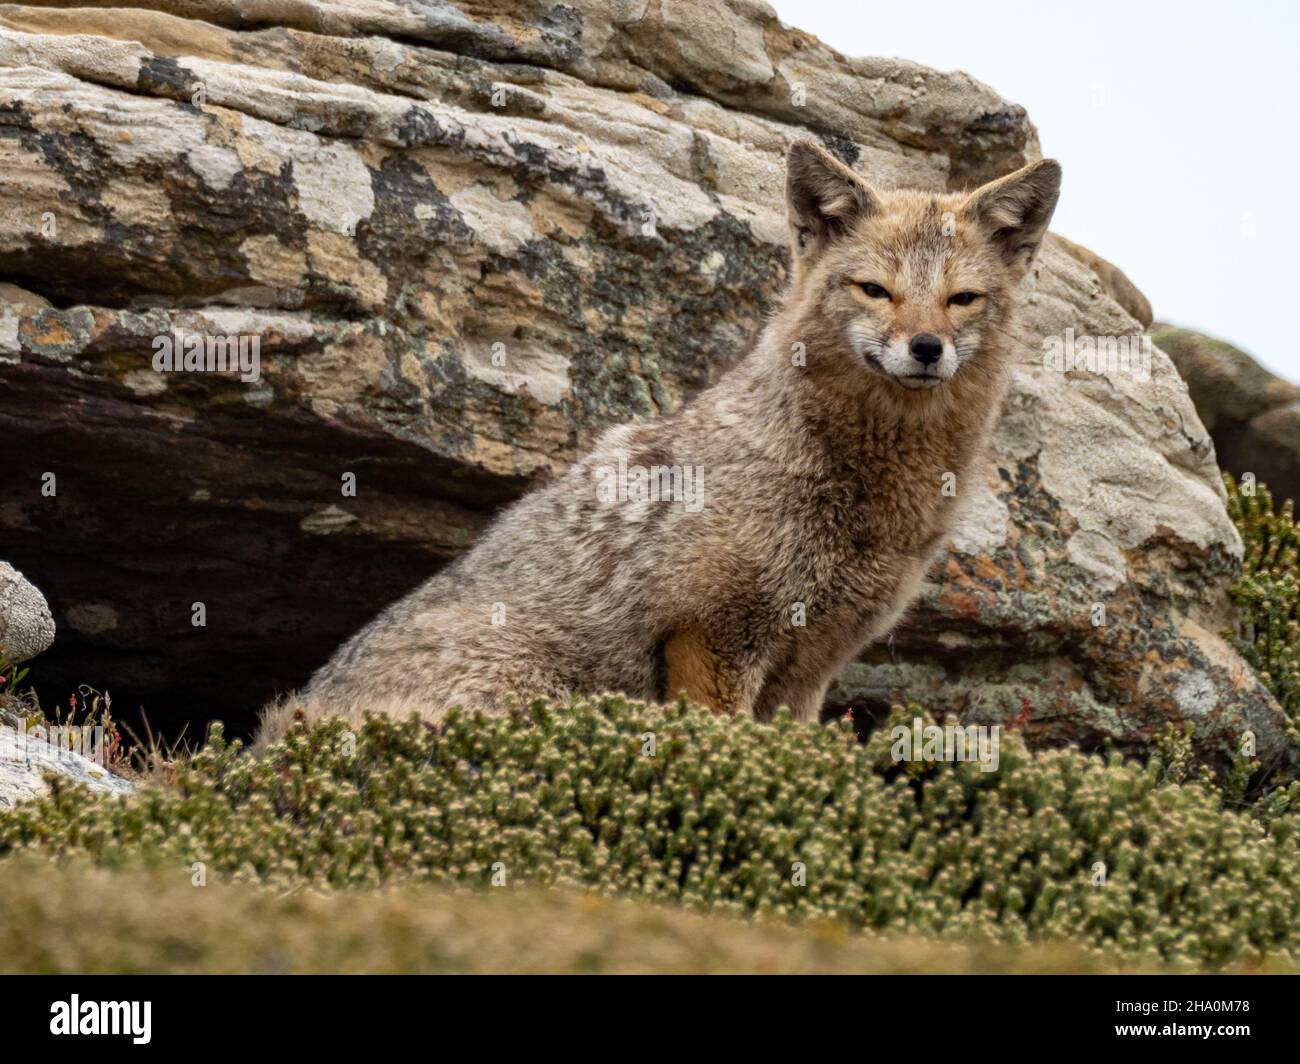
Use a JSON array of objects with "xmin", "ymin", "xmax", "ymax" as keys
[{"xmin": 708, "ymin": 402, "xmax": 994, "ymax": 709}]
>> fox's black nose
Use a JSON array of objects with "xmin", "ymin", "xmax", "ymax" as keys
[{"xmin": 909, "ymin": 333, "xmax": 944, "ymax": 365}]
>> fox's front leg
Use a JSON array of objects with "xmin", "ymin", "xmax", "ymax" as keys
[
  {"xmin": 663, "ymin": 628, "xmax": 767, "ymax": 717},
  {"xmin": 751, "ymin": 608, "xmax": 885, "ymax": 723},
  {"xmin": 753, "ymin": 673, "xmax": 832, "ymax": 724}
]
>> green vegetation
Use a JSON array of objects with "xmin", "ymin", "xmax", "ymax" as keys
[
  {"xmin": 1227, "ymin": 475, "xmax": 1300, "ymax": 744},
  {"xmin": 2, "ymin": 476, "xmax": 1299, "ymax": 974},
  {"xmin": 3, "ymin": 697, "xmax": 1300, "ymax": 970}
]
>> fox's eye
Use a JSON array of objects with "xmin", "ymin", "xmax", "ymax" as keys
[
  {"xmin": 859, "ymin": 282, "xmax": 891, "ymax": 300},
  {"xmin": 948, "ymin": 291, "xmax": 981, "ymax": 307}
]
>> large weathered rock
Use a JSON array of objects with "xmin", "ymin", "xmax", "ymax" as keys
[
  {"xmin": 0, "ymin": 561, "xmax": 55, "ymax": 663},
  {"xmin": 0, "ymin": 0, "xmax": 1285, "ymax": 765},
  {"xmin": 1152, "ymin": 323, "xmax": 1300, "ymax": 505}
]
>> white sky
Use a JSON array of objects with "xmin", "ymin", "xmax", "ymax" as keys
[{"xmin": 768, "ymin": 0, "xmax": 1300, "ymax": 382}]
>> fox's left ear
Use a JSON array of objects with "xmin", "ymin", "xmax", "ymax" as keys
[
  {"xmin": 785, "ymin": 140, "xmax": 879, "ymax": 261},
  {"xmin": 961, "ymin": 159, "xmax": 1061, "ymax": 275}
]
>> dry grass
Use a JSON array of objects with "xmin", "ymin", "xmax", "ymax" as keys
[{"xmin": 0, "ymin": 856, "xmax": 1178, "ymax": 975}]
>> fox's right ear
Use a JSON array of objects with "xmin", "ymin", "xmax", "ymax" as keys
[{"xmin": 785, "ymin": 140, "xmax": 877, "ymax": 261}]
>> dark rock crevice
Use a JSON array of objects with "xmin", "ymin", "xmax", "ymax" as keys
[{"xmin": 2, "ymin": 356, "xmax": 525, "ymax": 738}]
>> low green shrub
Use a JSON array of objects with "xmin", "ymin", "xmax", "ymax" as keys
[
  {"xmin": 1227, "ymin": 475, "xmax": 1300, "ymax": 740},
  {"xmin": 4, "ymin": 698, "xmax": 1300, "ymax": 970}
]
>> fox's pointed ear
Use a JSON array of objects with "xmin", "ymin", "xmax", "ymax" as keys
[
  {"xmin": 786, "ymin": 140, "xmax": 878, "ymax": 260},
  {"xmin": 960, "ymin": 159, "xmax": 1061, "ymax": 274}
]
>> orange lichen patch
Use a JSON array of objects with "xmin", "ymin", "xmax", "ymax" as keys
[
  {"xmin": 1008, "ymin": 551, "xmax": 1037, "ymax": 589},
  {"xmin": 88, "ymin": 308, "xmax": 119, "ymax": 338},
  {"xmin": 973, "ymin": 553, "xmax": 1006, "ymax": 585},
  {"xmin": 22, "ymin": 315, "xmax": 72, "ymax": 349},
  {"xmin": 940, "ymin": 586, "xmax": 985, "ymax": 622}
]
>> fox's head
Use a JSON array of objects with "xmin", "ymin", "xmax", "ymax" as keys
[{"xmin": 783, "ymin": 140, "xmax": 1060, "ymax": 395}]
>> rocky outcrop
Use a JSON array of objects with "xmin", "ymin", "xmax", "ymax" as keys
[
  {"xmin": 1152, "ymin": 324, "xmax": 1300, "ymax": 505},
  {"xmin": 0, "ymin": 0, "xmax": 1286, "ymax": 765},
  {"xmin": 0, "ymin": 561, "xmax": 54, "ymax": 663}
]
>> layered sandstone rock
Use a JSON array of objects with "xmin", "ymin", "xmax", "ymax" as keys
[{"xmin": 0, "ymin": 0, "xmax": 1285, "ymax": 765}]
